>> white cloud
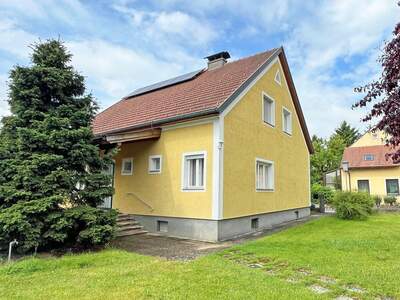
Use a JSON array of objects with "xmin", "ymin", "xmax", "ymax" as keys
[
  {"xmin": 66, "ymin": 39, "xmax": 201, "ymax": 108},
  {"xmin": 285, "ymin": 0, "xmax": 399, "ymax": 137},
  {"xmin": 0, "ymin": 0, "xmax": 90, "ymax": 25},
  {"xmin": 0, "ymin": 19, "xmax": 36, "ymax": 58},
  {"xmin": 112, "ymin": 5, "xmax": 217, "ymax": 46}
]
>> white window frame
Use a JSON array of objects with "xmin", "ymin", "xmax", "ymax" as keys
[
  {"xmin": 262, "ymin": 92, "xmax": 275, "ymax": 127},
  {"xmin": 274, "ymin": 69, "xmax": 282, "ymax": 85},
  {"xmin": 385, "ymin": 178, "xmax": 399, "ymax": 196},
  {"xmin": 364, "ymin": 154, "xmax": 374, "ymax": 161},
  {"xmin": 182, "ymin": 151, "xmax": 207, "ymax": 192},
  {"xmin": 148, "ymin": 155, "xmax": 162, "ymax": 174},
  {"xmin": 255, "ymin": 158, "xmax": 274, "ymax": 192},
  {"xmin": 121, "ymin": 158, "xmax": 133, "ymax": 175},
  {"xmin": 282, "ymin": 106, "xmax": 292, "ymax": 135}
]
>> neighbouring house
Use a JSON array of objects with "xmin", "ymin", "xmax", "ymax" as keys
[
  {"xmin": 93, "ymin": 47, "xmax": 314, "ymax": 241},
  {"xmin": 341, "ymin": 130, "xmax": 400, "ymax": 201}
]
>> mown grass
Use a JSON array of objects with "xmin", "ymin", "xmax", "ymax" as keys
[{"xmin": 0, "ymin": 213, "xmax": 399, "ymax": 299}]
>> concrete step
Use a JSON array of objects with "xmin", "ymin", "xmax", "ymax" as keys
[
  {"xmin": 116, "ymin": 229, "xmax": 148, "ymax": 237},
  {"xmin": 117, "ymin": 220, "xmax": 140, "ymax": 227},
  {"xmin": 117, "ymin": 225, "xmax": 144, "ymax": 232},
  {"xmin": 117, "ymin": 215, "xmax": 136, "ymax": 221}
]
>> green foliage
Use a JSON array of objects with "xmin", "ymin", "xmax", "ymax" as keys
[
  {"xmin": 332, "ymin": 191, "xmax": 374, "ymax": 220},
  {"xmin": 311, "ymin": 183, "xmax": 335, "ymax": 204},
  {"xmin": 333, "ymin": 121, "xmax": 360, "ymax": 147},
  {"xmin": 0, "ymin": 39, "xmax": 116, "ymax": 252},
  {"xmin": 384, "ymin": 196, "xmax": 397, "ymax": 206},
  {"xmin": 372, "ymin": 195, "xmax": 382, "ymax": 207},
  {"xmin": 310, "ymin": 133, "xmax": 346, "ymax": 184}
]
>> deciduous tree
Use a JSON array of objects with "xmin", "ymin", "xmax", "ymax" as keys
[{"xmin": 354, "ymin": 13, "xmax": 400, "ymax": 162}]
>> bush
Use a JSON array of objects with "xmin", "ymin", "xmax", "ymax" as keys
[
  {"xmin": 332, "ymin": 191, "xmax": 374, "ymax": 220},
  {"xmin": 372, "ymin": 195, "xmax": 382, "ymax": 207},
  {"xmin": 0, "ymin": 202, "xmax": 117, "ymax": 253},
  {"xmin": 384, "ymin": 196, "xmax": 397, "ymax": 206},
  {"xmin": 311, "ymin": 183, "xmax": 335, "ymax": 204}
]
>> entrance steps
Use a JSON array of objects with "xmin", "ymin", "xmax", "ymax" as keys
[{"xmin": 116, "ymin": 213, "xmax": 147, "ymax": 237}]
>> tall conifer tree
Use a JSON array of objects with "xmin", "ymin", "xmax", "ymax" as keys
[{"xmin": 0, "ymin": 40, "xmax": 115, "ymax": 252}]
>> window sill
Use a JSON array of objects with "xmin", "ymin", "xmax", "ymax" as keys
[
  {"xmin": 256, "ymin": 188, "xmax": 274, "ymax": 192},
  {"xmin": 283, "ymin": 130, "xmax": 292, "ymax": 136},
  {"xmin": 121, "ymin": 172, "xmax": 133, "ymax": 176},
  {"xmin": 182, "ymin": 187, "xmax": 205, "ymax": 192},
  {"xmin": 263, "ymin": 121, "xmax": 275, "ymax": 128},
  {"xmin": 148, "ymin": 170, "xmax": 161, "ymax": 174}
]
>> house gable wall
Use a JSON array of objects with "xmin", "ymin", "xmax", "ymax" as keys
[{"xmin": 222, "ymin": 58, "xmax": 310, "ymax": 219}]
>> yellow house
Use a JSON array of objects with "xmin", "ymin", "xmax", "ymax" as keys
[
  {"xmin": 341, "ymin": 130, "xmax": 400, "ymax": 201},
  {"xmin": 93, "ymin": 48, "xmax": 314, "ymax": 241}
]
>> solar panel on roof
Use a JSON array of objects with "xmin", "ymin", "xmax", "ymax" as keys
[{"xmin": 123, "ymin": 69, "xmax": 203, "ymax": 99}]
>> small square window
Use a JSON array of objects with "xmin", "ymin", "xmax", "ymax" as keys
[
  {"xmin": 282, "ymin": 107, "xmax": 292, "ymax": 135},
  {"xmin": 274, "ymin": 70, "xmax": 281, "ymax": 85},
  {"xmin": 157, "ymin": 220, "xmax": 168, "ymax": 232},
  {"xmin": 357, "ymin": 180, "xmax": 370, "ymax": 194},
  {"xmin": 263, "ymin": 93, "xmax": 275, "ymax": 126},
  {"xmin": 121, "ymin": 158, "xmax": 133, "ymax": 175},
  {"xmin": 364, "ymin": 154, "xmax": 374, "ymax": 161},
  {"xmin": 256, "ymin": 159, "xmax": 274, "ymax": 191},
  {"xmin": 149, "ymin": 155, "xmax": 162, "ymax": 173},
  {"xmin": 183, "ymin": 152, "xmax": 206, "ymax": 190},
  {"xmin": 386, "ymin": 179, "xmax": 399, "ymax": 196},
  {"xmin": 251, "ymin": 218, "xmax": 259, "ymax": 229}
]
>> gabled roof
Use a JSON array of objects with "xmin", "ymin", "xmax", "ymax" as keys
[
  {"xmin": 93, "ymin": 47, "xmax": 313, "ymax": 153},
  {"xmin": 342, "ymin": 145, "xmax": 399, "ymax": 169}
]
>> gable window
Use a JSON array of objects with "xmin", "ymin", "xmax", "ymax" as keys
[
  {"xmin": 262, "ymin": 93, "xmax": 275, "ymax": 126},
  {"xmin": 274, "ymin": 70, "xmax": 282, "ymax": 85},
  {"xmin": 386, "ymin": 179, "xmax": 399, "ymax": 196},
  {"xmin": 282, "ymin": 107, "xmax": 292, "ymax": 135},
  {"xmin": 149, "ymin": 155, "xmax": 162, "ymax": 174},
  {"xmin": 256, "ymin": 158, "xmax": 274, "ymax": 191},
  {"xmin": 182, "ymin": 152, "xmax": 206, "ymax": 190},
  {"xmin": 121, "ymin": 158, "xmax": 133, "ymax": 175},
  {"xmin": 357, "ymin": 180, "xmax": 370, "ymax": 194},
  {"xmin": 364, "ymin": 154, "xmax": 374, "ymax": 161}
]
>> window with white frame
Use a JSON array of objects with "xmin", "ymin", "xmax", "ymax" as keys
[
  {"xmin": 149, "ymin": 155, "xmax": 162, "ymax": 173},
  {"xmin": 282, "ymin": 107, "xmax": 292, "ymax": 135},
  {"xmin": 263, "ymin": 93, "xmax": 275, "ymax": 126},
  {"xmin": 274, "ymin": 70, "xmax": 282, "ymax": 85},
  {"xmin": 183, "ymin": 152, "xmax": 205, "ymax": 190},
  {"xmin": 121, "ymin": 158, "xmax": 133, "ymax": 175},
  {"xmin": 256, "ymin": 159, "xmax": 274, "ymax": 190}
]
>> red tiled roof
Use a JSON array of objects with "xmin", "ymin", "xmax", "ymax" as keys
[
  {"xmin": 93, "ymin": 49, "xmax": 277, "ymax": 135},
  {"xmin": 92, "ymin": 47, "xmax": 314, "ymax": 153},
  {"xmin": 342, "ymin": 145, "xmax": 399, "ymax": 169}
]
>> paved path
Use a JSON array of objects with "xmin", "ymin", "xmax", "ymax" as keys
[{"xmin": 111, "ymin": 213, "xmax": 326, "ymax": 260}]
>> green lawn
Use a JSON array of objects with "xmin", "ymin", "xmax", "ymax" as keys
[{"xmin": 1, "ymin": 213, "xmax": 399, "ymax": 299}]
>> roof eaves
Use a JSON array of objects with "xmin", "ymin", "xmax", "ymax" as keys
[{"xmin": 94, "ymin": 108, "xmax": 219, "ymax": 138}]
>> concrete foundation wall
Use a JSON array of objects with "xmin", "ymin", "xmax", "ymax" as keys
[{"xmin": 134, "ymin": 207, "xmax": 310, "ymax": 242}]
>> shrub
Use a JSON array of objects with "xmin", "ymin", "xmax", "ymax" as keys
[
  {"xmin": 372, "ymin": 195, "xmax": 382, "ymax": 207},
  {"xmin": 384, "ymin": 196, "xmax": 397, "ymax": 206},
  {"xmin": 311, "ymin": 183, "xmax": 335, "ymax": 204},
  {"xmin": 332, "ymin": 191, "xmax": 374, "ymax": 220},
  {"xmin": 0, "ymin": 203, "xmax": 117, "ymax": 253}
]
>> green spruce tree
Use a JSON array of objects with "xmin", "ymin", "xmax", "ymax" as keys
[
  {"xmin": 0, "ymin": 40, "xmax": 116, "ymax": 252},
  {"xmin": 333, "ymin": 121, "xmax": 360, "ymax": 147}
]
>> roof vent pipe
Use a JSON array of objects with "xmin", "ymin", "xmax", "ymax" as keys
[{"xmin": 204, "ymin": 51, "xmax": 230, "ymax": 71}]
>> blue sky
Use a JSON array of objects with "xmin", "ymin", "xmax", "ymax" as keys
[{"xmin": 0, "ymin": 0, "xmax": 398, "ymax": 137}]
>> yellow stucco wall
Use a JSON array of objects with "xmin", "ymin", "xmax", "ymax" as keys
[
  {"xmin": 223, "ymin": 59, "xmax": 310, "ymax": 218},
  {"xmin": 351, "ymin": 130, "xmax": 387, "ymax": 147},
  {"xmin": 112, "ymin": 123, "xmax": 214, "ymax": 219},
  {"xmin": 341, "ymin": 167, "xmax": 400, "ymax": 201}
]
